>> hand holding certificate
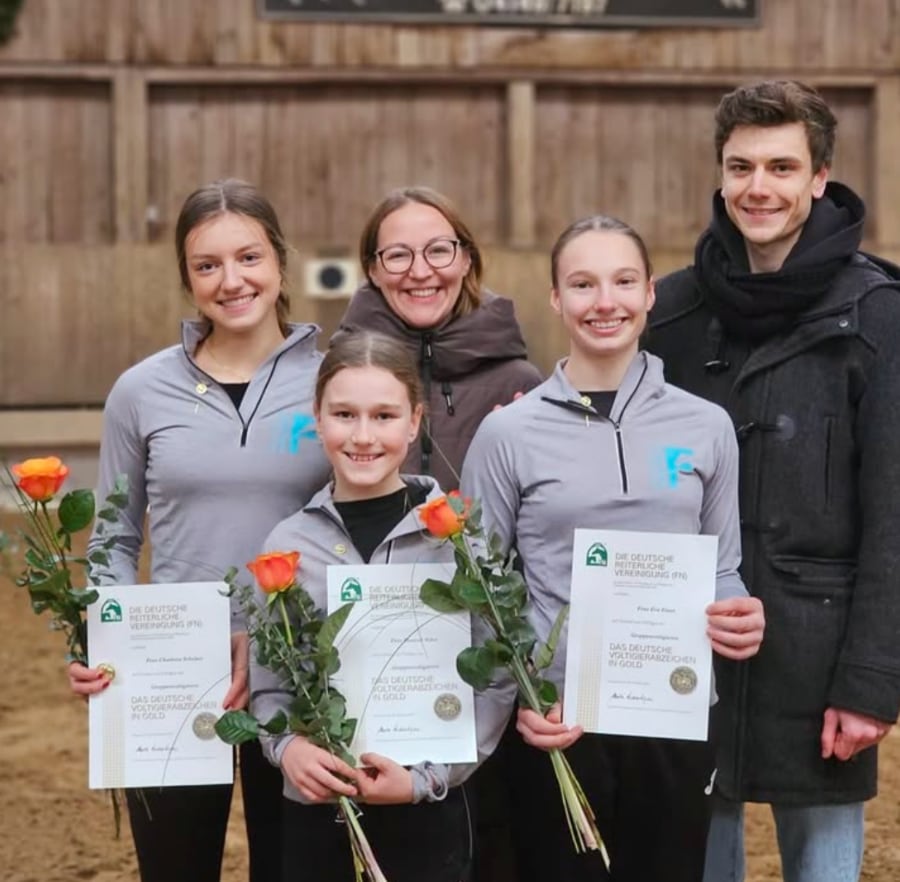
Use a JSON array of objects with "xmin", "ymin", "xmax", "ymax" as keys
[
  {"xmin": 564, "ymin": 529, "xmax": 716, "ymax": 741},
  {"xmin": 87, "ymin": 582, "xmax": 233, "ymax": 789}
]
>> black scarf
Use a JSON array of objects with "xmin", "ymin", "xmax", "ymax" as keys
[{"xmin": 693, "ymin": 183, "xmax": 864, "ymax": 341}]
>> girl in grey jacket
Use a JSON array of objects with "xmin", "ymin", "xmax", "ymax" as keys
[
  {"xmin": 249, "ymin": 331, "xmax": 513, "ymax": 882},
  {"xmin": 69, "ymin": 180, "xmax": 332, "ymax": 882},
  {"xmin": 460, "ymin": 216, "xmax": 765, "ymax": 882}
]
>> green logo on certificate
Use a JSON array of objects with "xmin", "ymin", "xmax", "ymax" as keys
[
  {"xmin": 585, "ymin": 543, "xmax": 608, "ymax": 567},
  {"xmin": 670, "ymin": 666, "xmax": 698, "ymax": 695},
  {"xmin": 340, "ymin": 577, "xmax": 363, "ymax": 602},
  {"xmin": 100, "ymin": 598, "xmax": 123, "ymax": 623}
]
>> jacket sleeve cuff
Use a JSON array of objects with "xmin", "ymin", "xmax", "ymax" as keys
[
  {"xmin": 271, "ymin": 733, "xmax": 298, "ymax": 767},
  {"xmin": 828, "ymin": 662, "xmax": 900, "ymax": 723},
  {"xmin": 409, "ymin": 762, "xmax": 449, "ymax": 803}
]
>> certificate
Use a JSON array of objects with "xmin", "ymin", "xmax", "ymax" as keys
[
  {"xmin": 327, "ymin": 563, "xmax": 477, "ymax": 766},
  {"xmin": 563, "ymin": 529, "xmax": 716, "ymax": 741},
  {"xmin": 87, "ymin": 582, "xmax": 233, "ymax": 789}
]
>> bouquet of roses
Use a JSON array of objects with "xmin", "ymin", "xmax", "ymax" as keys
[
  {"xmin": 216, "ymin": 551, "xmax": 388, "ymax": 882},
  {"xmin": 2, "ymin": 455, "xmax": 129, "ymax": 833},
  {"xmin": 418, "ymin": 492, "xmax": 609, "ymax": 867}
]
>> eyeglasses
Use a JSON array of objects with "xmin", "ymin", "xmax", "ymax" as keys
[{"xmin": 373, "ymin": 238, "xmax": 462, "ymax": 274}]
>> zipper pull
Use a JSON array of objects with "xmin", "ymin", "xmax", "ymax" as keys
[
  {"xmin": 441, "ymin": 382, "xmax": 455, "ymax": 415},
  {"xmin": 579, "ymin": 395, "xmax": 591, "ymax": 428}
]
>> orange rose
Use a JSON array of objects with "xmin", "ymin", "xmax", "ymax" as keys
[
  {"xmin": 11, "ymin": 456, "xmax": 70, "ymax": 502},
  {"xmin": 248, "ymin": 551, "xmax": 300, "ymax": 594},
  {"xmin": 419, "ymin": 492, "xmax": 469, "ymax": 539}
]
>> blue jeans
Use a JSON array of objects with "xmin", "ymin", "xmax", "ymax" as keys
[{"xmin": 703, "ymin": 794, "xmax": 864, "ymax": 882}]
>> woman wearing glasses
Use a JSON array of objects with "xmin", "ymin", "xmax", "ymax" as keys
[{"xmin": 338, "ymin": 187, "xmax": 542, "ymax": 492}]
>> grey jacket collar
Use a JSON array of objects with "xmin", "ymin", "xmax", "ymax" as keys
[
  {"xmin": 539, "ymin": 350, "xmax": 664, "ymax": 423},
  {"xmin": 303, "ymin": 475, "xmax": 444, "ymax": 543}
]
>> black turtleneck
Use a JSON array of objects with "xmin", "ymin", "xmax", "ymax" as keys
[{"xmin": 334, "ymin": 482, "xmax": 429, "ymax": 563}]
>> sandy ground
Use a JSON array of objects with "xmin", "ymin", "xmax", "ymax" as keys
[{"xmin": 1, "ymin": 512, "xmax": 897, "ymax": 881}]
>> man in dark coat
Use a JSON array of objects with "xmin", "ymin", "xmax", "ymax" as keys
[{"xmin": 647, "ymin": 80, "xmax": 900, "ymax": 882}]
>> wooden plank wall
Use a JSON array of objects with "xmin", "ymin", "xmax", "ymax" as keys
[{"xmin": 0, "ymin": 0, "xmax": 898, "ymax": 409}]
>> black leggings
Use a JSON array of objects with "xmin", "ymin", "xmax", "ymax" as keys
[
  {"xmin": 281, "ymin": 785, "xmax": 473, "ymax": 882},
  {"xmin": 126, "ymin": 740, "xmax": 283, "ymax": 882},
  {"xmin": 506, "ymin": 710, "xmax": 719, "ymax": 882}
]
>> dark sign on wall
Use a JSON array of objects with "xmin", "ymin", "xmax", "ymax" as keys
[{"xmin": 260, "ymin": 0, "xmax": 760, "ymax": 29}]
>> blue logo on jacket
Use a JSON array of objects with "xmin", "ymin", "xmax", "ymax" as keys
[
  {"xmin": 663, "ymin": 447, "xmax": 695, "ymax": 487},
  {"xmin": 276, "ymin": 413, "xmax": 317, "ymax": 454}
]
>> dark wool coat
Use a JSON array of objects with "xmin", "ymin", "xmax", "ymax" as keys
[
  {"xmin": 647, "ymin": 252, "xmax": 900, "ymax": 805},
  {"xmin": 338, "ymin": 285, "xmax": 543, "ymax": 491}
]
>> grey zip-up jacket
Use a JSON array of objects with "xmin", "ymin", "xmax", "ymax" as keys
[
  {"xmin": 87, "ymin": 320, "xmax": 331, "ymax": 631},
  {"xmin": 461, "ymin": 351, "xmax": 746, "ymax": 693},
  {"xmin": 250, "ymin": 477, "xmax": 515, "ymax": 804}
]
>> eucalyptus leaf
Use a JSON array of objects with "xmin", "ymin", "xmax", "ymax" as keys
[
  {"xmin": 535, "ymin": 604, "xmax": 570, "ymax": 671},
  {"xmin": 341, "ymin": 718, "xmax": 357, "ymax": 743},
  {"xmin": 317, "ymin": 602, "xmax": 353, "ymax": 654},
  {"xmin": 24, "ymin": 547, "xmax": 49, "ymax": 572},
  {"xmin": 69, "ymin": 588, "xmax": 99, "ymax": 607},
  {"xmin": 105, "ymin": 475, "xmax": 130, "ymax": 508},
  {"xmin": 484, "ymin": 638, "xmax": 514, "ymax": 664},
  {"xmin": 456, "ymin": 645, "xmax": 498, "ymax": 690},
  {"xmin": 27, "ymin": 569, "xmax": 69, "ymax": 601},
  {"xmin": 322, "ymin": 647, "xmax": 341, "ymax": 676},
  {"xmin": 326, "ymin": 694, "xmax": 347, "ymax": 727},
  {"xmin": 537, "ymin": 678, "xmax": 559, "ymax": 711}
]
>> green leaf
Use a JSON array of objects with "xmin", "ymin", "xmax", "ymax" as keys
[
  {"xmin": 450, "ymin": 572, "xmax": 488, "ymax": 608},
  {"xmin": 456, "ymin": 645, "xmax": 499, "ymax": 690},
  {"xmin": 536, "ymin": 678, "xmax": 559, "ymax": 712},
  {"xmin": 24, "ymin": 547, "xmax": 50, "ymax": 572},
  {"xmin": 491, "ymin": 571, "xmax": 527, "ymax": 609},
  {"xmin": 340, "ymin": 718, "xmax": 357, "ymax": 744},
  {"xmin": 317, "ymin": 602, "xmax": 352, "ymax": 654},
  {"xmin": 87, "ymin": 549, "xmax": 109, "ymax": 566},
  {"xmin": 69, "ymin": 588, "xmax": 99, "ymax": 607},
  {"xmin": 27, "ymin": 569, "xmax": 70, "ymax": 601},
  {"xmin": 447, "ymin": 493, "xmax": 468, "ymax": 517},
  {"xmin": 484, "ymin": 638, "xmax": 513, "ymax": 664},
  {"xmin": 488, "ymin": 530, "xmax": 506, "ymax": 559},
  {"xmin": 58, "ymin": 489, "xmax": 96, "ymax": 533},
  {"xmin": 214, "ymin": 710, "xmax": 261, "ymax": 745},
  {"xmin": 104, "ymin": 475, "xmax": 130, "ymax": 509},
  {"xmin": 321, "ymin": 647, "xmax": 340, "ymax": 676},
  {"xmin": 535, "ymin": 604, "xmax": 569, "ymax": 671},
  {"xmin": 420, "ymin": 578, "xmax": 464, "ymax": 613},
  {"xmin": 259, "ymin": 711, "xmax": 288, "ymax": 735},
  {"xmin": 326, "ymin": 693, "xmax": 346, "ymax": 726},
  {"xmin": 334, "ymin": 744, "xmax": 357, "ymax": 767},
  {"xmin": 505, "ymin": 618, "xmax": 538, "ymax": 653}
]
